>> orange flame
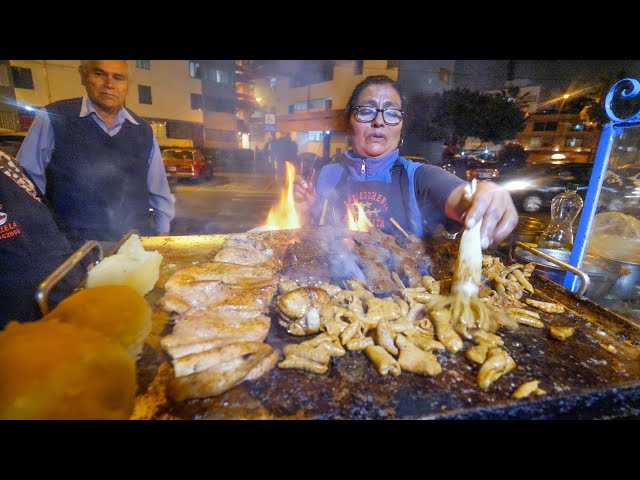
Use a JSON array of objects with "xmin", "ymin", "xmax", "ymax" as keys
[
  {"xmin": 265, "ymin": 161, "xmax": 301, "ymax": 230},
  {"xmin": 346, "ymin": 202, "xmax": 371, "ymax": 232}
]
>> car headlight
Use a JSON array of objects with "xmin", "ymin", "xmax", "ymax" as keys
[{"xmin": 502, "ymin": 180, "xmax": 530, "ymax": 191}]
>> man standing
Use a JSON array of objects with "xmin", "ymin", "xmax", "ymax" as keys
[{"xmin": 18, "ymin": 60, "xmax": 175, "ymax": 246}]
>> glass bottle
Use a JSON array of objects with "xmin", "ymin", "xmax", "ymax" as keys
[{"xmin": 537, "ymin": 183, "xmax": 584, "ymax": 250}]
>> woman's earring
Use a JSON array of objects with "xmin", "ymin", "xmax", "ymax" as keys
[{"xmin": 398, "ymin": 137, "xmax": 404, "ymax": 148}]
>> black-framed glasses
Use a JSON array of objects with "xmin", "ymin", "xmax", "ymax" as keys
[{"xmin": 353, "ymin": 106, "xmax": 403, "ymax": 125}]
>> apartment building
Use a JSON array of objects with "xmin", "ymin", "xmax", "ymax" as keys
[
  {"xmin": 516, "ymin": 111, "xmax": 598, "ymax": 163},
  {"xmin": 0, "ymin": 61, "xmax": 19, "ymax": 131},
  {"xmin": 6, "ymin": 60, "xmax": 239, "ymax": 150},
  {"xmin": 4, "ymin": 59, "xmax": 458, "ymax": 157}
]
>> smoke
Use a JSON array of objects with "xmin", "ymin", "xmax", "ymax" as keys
[{"xmin": 327, "ymin": 235, "xmax": 365, "ymax": 282}]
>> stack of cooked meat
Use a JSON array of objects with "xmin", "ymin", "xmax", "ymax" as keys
[
  {"xmin": 273, "ymin": 247, "xmax": 563, "ymax": 397},
  {"xmin": 158, "ymin": 226, "xmax": 564, "ymax": 401},
  {"xmin": 157, "ymin": 226, "xmax": 434, "ymax": 401},
  {"xmin": 159, "ymin": 238, "xmax": 289, "ymax": 402}
]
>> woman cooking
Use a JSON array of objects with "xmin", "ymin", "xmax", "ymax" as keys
[{"xmin": 293, "ymin": 75, "xmax": 518, "ymax": 248}]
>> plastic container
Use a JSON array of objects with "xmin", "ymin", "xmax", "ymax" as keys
[{"xmin": 537, "ymin": 183, "xmax": 584, "ymax": 250}]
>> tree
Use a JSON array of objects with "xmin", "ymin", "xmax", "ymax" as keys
[
  {"xmin": 404, "ymin": 88, "xmax": 526, "ymax": 151},
  {"xmin": 494, "ymin": 142, "xmax": 528, "ymax": 171},
  {"xmin": 580, "ymin": 70, "xmax": 629, "ymax": 129}
]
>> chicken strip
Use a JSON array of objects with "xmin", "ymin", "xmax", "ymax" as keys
[
  {"xmin": 430, "ymin": 308, "xmax": 463, "ymax": 353},
  {"xmin": 549, "ymin": 325, "xmax": 575, "ymax": 341},
  {"xmin": 477, "ymin": 348, "xmax": 516, "ymax": 390},
  {"xmin": 364, "ymin": 345, "xmax": 401, "ymax": 376},
  {"xmin": 396, "ymin": 334, "xmax": 442, "ymax": 376},
  {"xmin": 511, "ymin": 380, "xmax": 545, "ymax": 400},
  {"xmin": 376, "ymin": 320, "xmax": 399, "ymax": 356}
]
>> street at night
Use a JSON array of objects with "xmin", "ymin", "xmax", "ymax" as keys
[{"xmin": 169, "ymin": 167, "xmax": 282, "ymax": 235}]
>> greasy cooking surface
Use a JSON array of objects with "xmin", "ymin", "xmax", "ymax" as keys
[{"xmin": 136, "ymin": 235, "xmax": 640, "ymax": 419}]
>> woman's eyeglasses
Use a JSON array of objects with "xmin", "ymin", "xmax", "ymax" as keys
[{"xmin": 353, "ymin": 106, "xmax": 403, "ymax": 125}]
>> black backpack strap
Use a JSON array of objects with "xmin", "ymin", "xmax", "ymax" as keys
[{"xmin": 391, "ymin": 160, "xmax": 410, "ymax": 214}]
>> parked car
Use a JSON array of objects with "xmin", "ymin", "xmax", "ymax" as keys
[
  {"xmin": 0, "ymin": 131, "xmax": 27, "ymax": 159},
  {"xmin": 465, "ymin": 157, "xmax": 500, "ymax": 181},
  {"xmin": 498, "ymin": 162, "xmax": 594, "ymax": 213},
  {"xmin": 162, "ymin": 148, "xmax": 213, "ymax": 181},
  {"xmin": 441, "ymin": 154, "xmax": 500, "ymax": 180}
]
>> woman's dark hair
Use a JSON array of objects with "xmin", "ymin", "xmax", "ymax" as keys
[{"xmin": 344, "ymin": 75, "xmax": 406, "ymax": 124}]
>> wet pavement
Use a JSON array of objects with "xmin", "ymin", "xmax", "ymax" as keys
[{"xmin": 170, "ymin": 169, "xmax": 283, "ymax": 235}]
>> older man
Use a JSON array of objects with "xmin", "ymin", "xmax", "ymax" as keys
[{"xmin": 18, "ymin": 60, "xmax": 175, "ymax": 246}]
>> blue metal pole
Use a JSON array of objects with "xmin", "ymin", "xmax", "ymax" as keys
[{"xmin": 563, "ymin": 123, "xmax": 615, "ymax": 292}]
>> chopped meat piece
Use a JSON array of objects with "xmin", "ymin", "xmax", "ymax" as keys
[
  {"xmin": 511, "ymin": 380, "xmax": 545, "ymax": 399},
  {"xmin": 477, "ymin": 348, "xmax": 516, "ymax": 389},
  {"xmin": 549, "ymin": 325, "xmax": 575, "ymax": 340},
  {"xmin": 364, "ymin": 345, "xmax": 401, "ymax": 376},
  {"xmin": 396, "ymin": 334, "xmax": 442, "ymax": 376}
]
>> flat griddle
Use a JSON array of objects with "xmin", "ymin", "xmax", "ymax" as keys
[{"xmin": 134, "ymin": 234, "xmax": 640, "ymax": 420}]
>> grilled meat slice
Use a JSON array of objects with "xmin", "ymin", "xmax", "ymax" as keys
[
  {"xmin": 213, "ymin": 246, "xmax": 281, "ymax": 269},
  {"xmin": 167, "ymin": 342, "xmax": 275, "ymax": 401},
  {"xmin": 161, "ymin": 314, "xmax": 271, "ymax": 354},
  {"xmin": 354, "ymin": 244, "xmax": 397, "ymax": 294}
]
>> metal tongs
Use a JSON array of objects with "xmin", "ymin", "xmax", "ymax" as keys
[{"xmin": 36, "ymin": 229, "xmax": 138, "ymax": 315}]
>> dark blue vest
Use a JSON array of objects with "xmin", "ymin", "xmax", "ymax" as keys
[{"xmin": 46, "ymin": 98, "xmax": 152, "ymax": 243}]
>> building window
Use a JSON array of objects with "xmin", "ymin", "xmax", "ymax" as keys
[
  {"xmin": 289, "ymin": 101, "xmax": 307, "ymax": 114},
  {"xmin": 138, "ymin": 85, "xmax": 152, "ymax": 104},
  {"xmin": 530, "ymin": 137, "xmax": 543, "ymax": 148},
  {"xmin": 0, "ymin": 65, "xmax": 10, "ymax": 87},
  {"xmin": 205, "ymin": 128, "xmax": 236, "ymax": 143},
  {"xmin": 191, "ymin": 93, "xmax": 203, "ymax": 110},
  {"xmin": 529, "ymin": 137, "xmax": 552, "ymax": 148},
  {"xmin": 202, "ymin": 68, "xmax": 229, "ymax": 84},
  {"xmin": 136, "ymin": 60, "xmax": 151, "ymax": 70},
  {"xmin": 309, "ymin": 98, "xmax": 329, "ymax": 110},
  {"xmin": 387, "ymin": 60, "xmax": 400, "ymax": 69},
  {"xmin": 290, "ymin": 65, "xmax": 333, "ymax": 87},
  {"xmin": 565, "ymin": 137, "xmax": 584, "ymax": 148},
  {"xmin": 533, "ymin": 121, "xmax": 558, "ymax": 132},
  {"xmin": 569, "ymin": 122, "xmax": 586, "ymax": 131},
  {"xmin": 288, "ymin": 98, "xmax": 332, "ymax": 114},
  {"xmin": 204, "ymin": 96, "xmax": 235, "ymax": 113},
  {"xmin": 166, "ymin": 121, "xmax": 196, "ymax": 140},
  {"xmin": 216, "ymin": 69, "xmax": 229, "ymax": 84},
  {"xmin": 269, "ymin": 76, "xmax": 277, "ymax": 91},
  {"xmin": 439, "ymin": 68, "xmax": 451, "ymax": 86},
  {"xmin": 354, "ymin": 60, "xmax": 363, "ymax": 76},
  {"xmin": 308, "ymin": 131, "xmax": 324, "ymax": 142},
  {"xmin": 11, "ymin": 67, "xmax": 34, "ymax": 89},
  {"xmin": 189, "ymin": 61, "xmax": 201, "ymax": 79}
]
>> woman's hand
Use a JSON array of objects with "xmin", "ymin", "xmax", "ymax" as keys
[
  {"xmin": 446, "ymin": 181, "xmax": 519, "ymax": 249},
  {"xmin": 293, "ymin": 175, "xmax": 317, "ymax": 216}
]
